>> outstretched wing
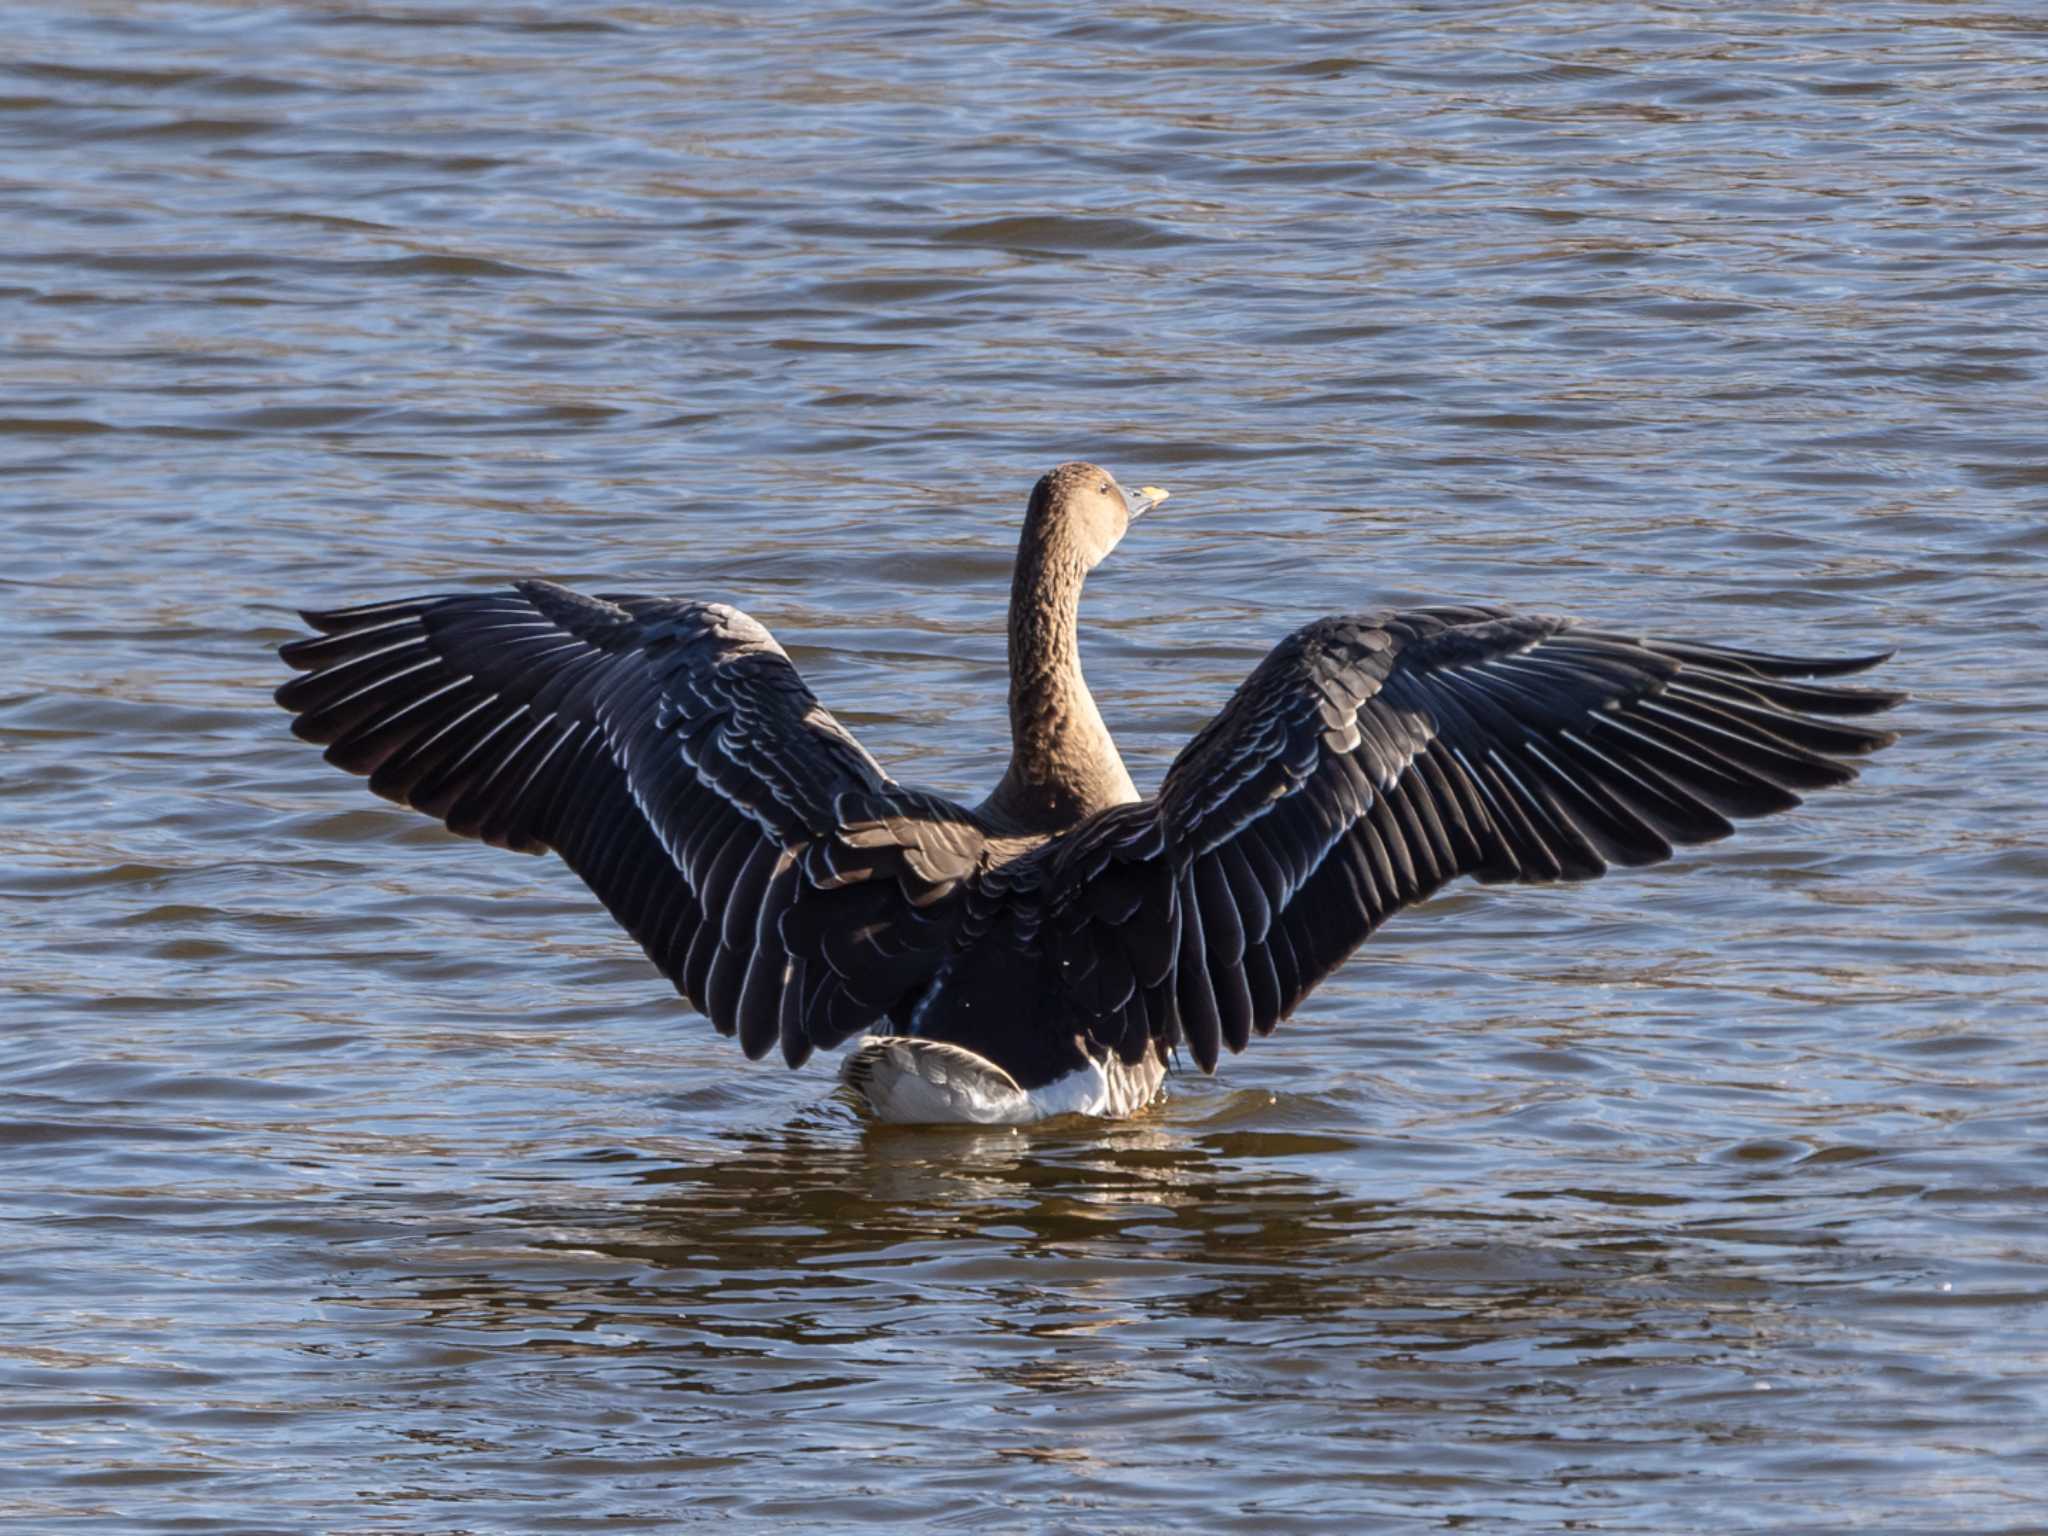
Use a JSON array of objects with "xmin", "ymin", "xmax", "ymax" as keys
[
  {"xmin": 1033, "ymin": 606, "xmax": 1902, "ymax": 1073},
  {"xmin": 275, "ymin": 581, "xmax": 986, "ymax": 1066}
]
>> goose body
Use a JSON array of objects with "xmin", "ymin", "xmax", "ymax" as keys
[{"xmin": 276, "ymin": 463, "xmax": 1900, "ymax": 1124}]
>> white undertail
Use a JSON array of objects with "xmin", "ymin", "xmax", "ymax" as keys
[{"xmin": 840, "ymin": 1037, "xmax": 1165, "ymax": 1125}]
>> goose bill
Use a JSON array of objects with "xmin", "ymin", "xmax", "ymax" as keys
[{"xmin": 1127, "ymin": 485, "xmax": 1169, "ymax": 518}]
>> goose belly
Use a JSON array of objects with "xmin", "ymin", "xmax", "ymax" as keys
[{"xmin": 839, "ymin": 1037, "xmax": 1164, "ymax": 1125}]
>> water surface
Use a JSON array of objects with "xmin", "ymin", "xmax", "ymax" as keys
[{"xmin": 4, "ymin": 3, "xmax": 2046, "ymax": 1531}]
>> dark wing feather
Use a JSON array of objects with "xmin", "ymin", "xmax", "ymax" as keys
[
  {"xmin": 276, "ymin": 581, "xmax": 986, "ymax": 1066},
  {"xmin": 1033, "ymin": 606, "xmax": 1900, "ymax": 1071}
]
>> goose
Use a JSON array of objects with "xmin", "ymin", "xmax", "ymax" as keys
[{"xmin": 275, "ymin": 462, "xmax": 1901, "ymax": 1124}]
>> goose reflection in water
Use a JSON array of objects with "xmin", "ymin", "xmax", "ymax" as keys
[{"xmin": 343, "ymin": 1111, "xmax": 1793, "ymax": 1386}]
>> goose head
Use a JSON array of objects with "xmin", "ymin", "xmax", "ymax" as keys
[{"xmin": 1025, "ymin": 460, "xmax": 1169, "ymax": 570}]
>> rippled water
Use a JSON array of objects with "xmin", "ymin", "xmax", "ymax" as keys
[{"xmin": 5, "ymin": 3, "xmax": 2046, "ymax": 1530}]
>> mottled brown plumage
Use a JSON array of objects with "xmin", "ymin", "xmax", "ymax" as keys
[{"xmin": 986, "ymin": 462, "xmax": 1146, "ymax": 832}]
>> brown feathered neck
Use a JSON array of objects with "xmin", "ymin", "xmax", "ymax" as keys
[{"xmin": 980, "ymin": 481, "xmax": 1138, "ymax": 834}]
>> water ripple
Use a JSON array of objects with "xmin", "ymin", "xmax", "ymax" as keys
[{"xmin": 2, "ymin": 1, "xmax": 2044, "ymax": 1531}]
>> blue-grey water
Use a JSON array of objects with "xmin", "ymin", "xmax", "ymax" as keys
[{"xmin": 4, "ymin": 3, "xmax": 2046, "ymax": 1531}]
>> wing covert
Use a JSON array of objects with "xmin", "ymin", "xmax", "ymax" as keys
[
  {"xmin": 1033, "ymin": 606, "xmax": 1901, "ymax": 1074},
  {"xmin": 276, "ymin": 581, "xmax": 985, "ymax": 1067}
]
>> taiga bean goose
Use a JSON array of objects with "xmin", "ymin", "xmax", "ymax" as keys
[{"xmin": 276, "ymin": 462, "xmax": 1901, "ymax": 1124}]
